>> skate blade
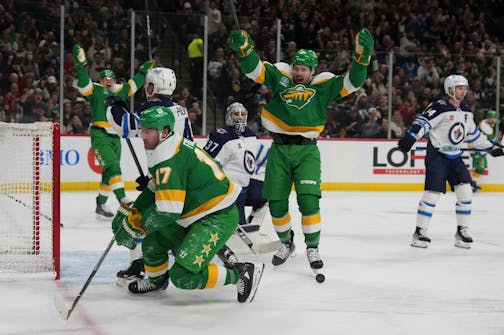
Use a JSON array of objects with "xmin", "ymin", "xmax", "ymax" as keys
[
  {"xmin": 95, "ymin": 214, "xmax": 113, "ymax": 221},
  {"xmin": 454, "ymin": 240, "xmax": 472, "ymax": 249},
  {"xmin": 247, "ymin": 263, "xmax": 265, "ymax": 303},
  {"xmin": 411, "ymin": 239, "xmax": 429, "ymax": 248},
  {"xmin": 116, "ymin": 277, "xmax": 140, "ymax": 287}
]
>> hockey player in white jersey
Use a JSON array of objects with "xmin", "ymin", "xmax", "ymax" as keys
[
  {"xmin": 397, "ymin": 74, "xmax": 504, "ymax": 249},
  {"xmin": 107, "ymin": 67, "xmax": 194, "ymax": 283}
]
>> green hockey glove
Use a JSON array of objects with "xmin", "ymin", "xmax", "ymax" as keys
[
  {"xmin": 228, "ymin": 30, "xmax": 255, "ymax": 58},
  {"xmin": 353, "ymin": 28, "xmax": 374, "ymax": 66},
  {"xmin": 138, "ymin": 59, "xmax": 156, "ymax": 75},
  {"xmin": 72, "ymin": 44, "xmax": 87, "ymax": 69},
  {"xmin": 112, "ymin": 204, "xmax": 146, "ymax": 249}
]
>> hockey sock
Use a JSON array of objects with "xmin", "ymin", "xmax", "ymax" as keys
[
  {"xmin": 297, "ymin": 194, "xmax": 321, "ymax": 248},
  {"xmin": 269, "ymin": 199, "xmax": 292, "ymax": 243},
  {"xmin": 416, "ymin": 190, "xmax": 441, "ymax": 229},
  {"xmin": 454, "ymin": 183, "xmax": 472, "ymax": 228}
]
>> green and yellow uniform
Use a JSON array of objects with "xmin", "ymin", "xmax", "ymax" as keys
[
  {"xmin": 73, "ymin": 44, "xmax": 154, "ymax": 206},
  {"xmin": 229, "ymin": 29, "xmax": 373, "ymax": 247}
]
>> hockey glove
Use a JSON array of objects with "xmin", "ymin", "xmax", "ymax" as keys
[
  {"xmin": 138, "ymin": 59, "xmax": 156, "ymax": 75},
  {"xmin": 72, "ymin": 44, "xmax": 87, "ymax": 69},
  {"xmin": 135, "ymin": 175, "xmax": 150, "ymax": 191},
  {"xmin": 112, "ymin": 204, "xmax": 147, "ymax": 249},
  {"xmin": 228, "ymin": 30, "xmax": 255, "ymax": 58},
  {"xmin": 489, "ymin": 147, "xmax": 504, "ymax": 157},
  {"xmin": 397, "ymin": 133, "xmax": 416, "ymax": 153},
  {"xmin": 353, "ymin": 28, "xmax": 374, "ymax": 66}
]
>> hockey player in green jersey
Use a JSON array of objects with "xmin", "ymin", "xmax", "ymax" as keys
[
  {"xmin": 229, "ymin": 28, "xmax": 374, "ymax": 274},
  {"xmin": 111, "ymin": 105, "xmax": 264, "ymax": 303},
  {"xmin": 72, "ymin": 44, "xmax": 155, "ymax": 220},
  {"xmin": 471, "ymin": 110, "xmax": 498, "ymax": 178}
]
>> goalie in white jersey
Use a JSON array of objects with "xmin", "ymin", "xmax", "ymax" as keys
[
  {"xmin": 203, "ymin": 102, "xmax": 268, "ymax": 232},
  {"xmin": 397, "ymin": 74, "xmax": 504, "ymax": 249}
]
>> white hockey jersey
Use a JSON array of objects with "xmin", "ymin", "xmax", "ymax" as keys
[
  {"xmin": 410, "ymin": 99, "xmax": 494, "ymax": 158},
  {"xmin": 139, "ymin": 97, "xmax": 193, "ymax": 140},
  {"xmin": 203, "ymin": 126, "xmax": 262, "ymax": 188}
]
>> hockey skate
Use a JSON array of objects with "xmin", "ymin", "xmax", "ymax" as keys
[
  {"xmin": 454, "ymin": 226, "xmax": 473, "ymax": 249},
  {"xmin": 216, "ymin": 244, "xmax": 238, "ymax": 265},
  {"xmin": 236, "ymin": 262, "xmax": 265, "ymax": 303},
  {"xmin": 128, "ymin": 276, "xmax": 168, "ymax": 294},
  {"xmin": 95, "ymin": 200, "xmax": 113, "ymax": 221},
  {"xmin": 272, "ymin": 231, "xmax": 295, "ymax": 266},
  {"xmin": 411, "ymin": 226, "xmax": 431, "ymax": 248},
  {"xmin": 116, "ymin": 259, "xmax": 145, "ymax": 287},
  {"xmin": 306, "ymin": 247, "xmax": 324, "ymax": 269}
]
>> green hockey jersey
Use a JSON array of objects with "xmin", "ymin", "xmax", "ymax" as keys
[
  {"xmin": 238, "ymin": 51, "xmax": 368, "ymax": 138},
  {"xmin": 76, "ymin": 69, "xmax": 146, "ymax": 134},
  {"xmin": 145, "ymin": 134, "xmax": 240, "ymax": 228}
]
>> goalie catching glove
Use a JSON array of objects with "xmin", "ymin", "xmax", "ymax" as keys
[
  {"xmin": 72, "ymin": 44, "xmax": 87, "ymax": 69},
  {"xmin": 228, "ymin": 30, "xmax": 255, "ymax": 58},
  {"xmin": 353, "ymin": 28, "xmax": 374, "ymax": 66},
  {"xmin": 112, "ymin": 204, "xmax": 147, "ymax": 249}
]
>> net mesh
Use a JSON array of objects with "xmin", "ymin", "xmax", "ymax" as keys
[{"xmin": 0, "ymin": 122, "xmax": 57, "ymax": 278}]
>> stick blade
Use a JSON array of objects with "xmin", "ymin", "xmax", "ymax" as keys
[{"xmin": 54, "ymin": 293, "xmax": 70, "ymax": 320}]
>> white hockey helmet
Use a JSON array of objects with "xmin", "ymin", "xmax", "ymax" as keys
[
  {"xmin": 444, "ymin": 74, "xmax": 468, "ymax": 100},
  {"xmin": 225, "ymin": 102, "xmax": 248, "ymax": 132},
  {"xmin": 145, "ymin": 67, "xmax": 177, "ymax": 98}
]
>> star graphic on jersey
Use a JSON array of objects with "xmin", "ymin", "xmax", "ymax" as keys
[
  {"xmin": 193, "ymin": 255, "xmax": 204, "ymax": 267},
  {"xmin": 201, "ymin": 244, "xmax": 212, "ymax": 257},
  {"xmin": 209, "ymin": 233, "xmax": 220, "ymax": 246},
  {"xmin": 216, "ymin": 128, "xmax": 227, "ymax": 134}
]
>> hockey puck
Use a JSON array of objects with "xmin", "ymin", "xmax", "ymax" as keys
[{"xmin": 315, "ymin": 273, "xmax": 325, "ymax": 283}]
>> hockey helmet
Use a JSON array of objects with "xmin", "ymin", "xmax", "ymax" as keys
[
  {"xmin": 292, "ymin": 49, "xmax": 318, "ymax": 72},
  {"xmin": 443, "ymin": 74, "xmax": 468, "ymax": 99},
  {"xmin": 105, "ymin": 97, "xmax": 140, "ymax": 138},
  {"xmin": 100, "ymin": 69, "xmax": 116, "ymax": 81},
  {"xmin": 145, "ymin": 67, "xmax": 177, "ymax": 98},
  {"xmin": 140, "ymin": 105, "xmax": 175, "ymax": 135},
  {"xmin": 486, "ymin": 109, "xmax": 497, "ymax": 118},
  {"xmin": 225, "ymin": 102, "xmax": 248, "ymax": 132}
]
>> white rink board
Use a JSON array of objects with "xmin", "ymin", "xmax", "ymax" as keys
[{"xmin": 60, "ymin": 135, "xmax": 504, "ymax": 187}]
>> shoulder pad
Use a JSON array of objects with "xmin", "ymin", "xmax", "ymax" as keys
[
  {"xmin": 311, "ymin": 72, "xmax": 336, "ymax": 85},
  {"xmin": 274, "ymin": 62, "xmax": 291, "ymax": 77},
  {"xmin": 241, "ymin": 127, "xmax": 258, "ymax": 138}
]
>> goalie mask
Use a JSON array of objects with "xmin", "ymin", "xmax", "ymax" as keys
[
  {"xmin": 105, "ymin": 97, "xmax": 140, "ymax": 138},
  {"xmin": 225, "ymin": 102, "xmax": 248, "ymax": 132},
  {"xmin": 145, "ymin": 67, "xmax": 177, "ymax": 99},
  {"xmin": 444, "ymin": 74, "xmax": 468, "ymax": 101}
]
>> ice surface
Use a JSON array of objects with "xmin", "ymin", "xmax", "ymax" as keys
[{"xmin": 1, "ymin": 191, "xmax": 503, "ymax": 335}]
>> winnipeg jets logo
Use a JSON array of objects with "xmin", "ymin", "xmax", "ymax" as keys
[
  {"xmin": 449, "ymin": 122, "xmax": 465, "ymax": 144},
  {"xmin": 243, "ymin": 150, "xmax": 255, "ymax": 174},
  {"xmin": 280, "ymin": 84, "xmax": 316, "ymax": 109}
]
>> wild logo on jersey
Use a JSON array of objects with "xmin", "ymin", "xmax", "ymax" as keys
[{"xmin": 280, "ymin": 84, "xmax": 316, "ymax": 109}]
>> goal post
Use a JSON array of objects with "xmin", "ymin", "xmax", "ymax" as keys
[{"xmin": 0, "ymin": 122, "xmax": 60, "ymax": 279}]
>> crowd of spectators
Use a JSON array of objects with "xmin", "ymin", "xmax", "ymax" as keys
[{"xmin": 1, "ymin": 0, "xmax": 503, "ymax": 139}]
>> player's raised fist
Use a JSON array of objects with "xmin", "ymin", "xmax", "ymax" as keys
[
  {"xmin": 353, "ymin": 28, "xmax": 374, "ymax": 66},
  {"xmin": 72, "ymin": 44, "xmax": 87, "ymax": 69},
  {"xmin": 228, "ymin": 30, "xmax": 255, "ymax": 58}
]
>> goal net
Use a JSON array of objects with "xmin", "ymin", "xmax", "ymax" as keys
[{"xmin": 0, "ymin": 122, "xmax": 60, "ymax": 279}]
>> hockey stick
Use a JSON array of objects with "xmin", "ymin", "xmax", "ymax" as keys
[
  {"xmin": 0, "ymin": 190, "xmax": 63, "ymax": 227},
  {"xmin": 144, "ymin": 0, "xmax": 152, "ymax": 59},
  {"xmin": 415, "ymin": 146, "xmax": 494, "ymax": 153},
  {"xmin": 234, "ymin": 225, "xmax": 280, "ymax": 254},
  {"xmin": 54, "ymin": 237, "xmax": 115, "ymax": 320},
  {"xmin": 228, "ymin": 0, "xmax": 240, "ymax": 29}
]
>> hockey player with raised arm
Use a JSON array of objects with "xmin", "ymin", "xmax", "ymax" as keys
[
  {"xmin": 228, "ymin": 28, "xmax": 374, "ymax": 277},
  {"xmin": 397, "ymin": 75, "xmax": 504, "ymax": 249},
  {"xmin": 111, "ymin": 105, "xmax": 264, "ymax": 303},
  {"xmin": 72, "ymin": 44, "xmax": 155, "ymax": 220}
]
